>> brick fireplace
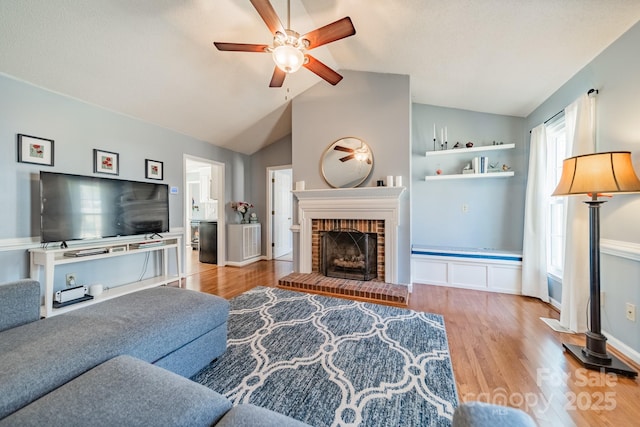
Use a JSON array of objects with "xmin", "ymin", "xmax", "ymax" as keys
[
  {"xmin": 293, "ymin": 187, "xmax": 405, "ymax": 284},
  {"xmin": 313, "ymin": 219, "xmax": 384, "ymax": 280}
]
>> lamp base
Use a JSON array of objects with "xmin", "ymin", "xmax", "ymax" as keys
[{"xmin": 563, "ymin": 343, "xmax": 637, "ymax": 378}]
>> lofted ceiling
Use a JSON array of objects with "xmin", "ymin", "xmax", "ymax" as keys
[{"xmin": 1, "ymin": 1, "xmax": 639, "ymax": 155}]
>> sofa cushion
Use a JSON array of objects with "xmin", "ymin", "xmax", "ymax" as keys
[
  {"xmin": 0, "ymin": 355, "xmax": 232, "ymax": 427},
  {"xmin": 452, "ymin": 402, "xmax": 536, "ymax": 427},
  {"xmin": 0, "ymin": 280, "xmax": 40, "ymax": 333},
  {"xmin": 0, "ymin": 286, "xmax": 229, "ymax": 420},
  {"xmin": 216, "ymin": 404, "xmax": 313, "ymax": 427}
]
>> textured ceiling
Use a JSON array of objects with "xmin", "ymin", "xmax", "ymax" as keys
[{"xmin": 1, "ymin": 0, "xmax": 639, "ymax": 154}]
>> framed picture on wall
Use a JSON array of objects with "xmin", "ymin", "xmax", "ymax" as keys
[
  {"xmin": 145, "ymin": 159, "xmax": 163, "ymax": 180},
  {"xmin": 17, "ymin": 134, "xmax": 54, "ymax": 166},
  {"xmin": 94, "ymin": 149, "xmax": 119, "ymax": 175}
]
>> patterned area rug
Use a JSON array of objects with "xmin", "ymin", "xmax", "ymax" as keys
[{"xmin": 192, "ymin": 287, "xmax": 458, "ymax": 427}]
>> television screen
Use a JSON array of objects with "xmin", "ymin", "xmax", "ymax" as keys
[{"xmin": 40, "ymin": 172, "xmax": 169, "ymax": 243}]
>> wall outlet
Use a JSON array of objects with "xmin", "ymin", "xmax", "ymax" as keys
[
  {"xmin": 66, "ymin": 273, "xmax": 77, "ymax": 287},
  {"xmin": 626, "ymin": 303, "xmax": 636, "ymax": 322}
]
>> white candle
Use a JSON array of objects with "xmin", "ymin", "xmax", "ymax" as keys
[
  {"xmin": 295, "ymin": 181, "xmax": 305, "ymax": 191},
  {"xmin": 445, "ymin": 126, "xmax": 448, "ymax": 142},
  {"xmin": 433, "ymin": 123, "xmax": 436, "ymax": 140},
  {"xmin": 395, "ymin": 176, "xmax": 402, "ymax": 187},
  {"xmin": 440, "ymin": 128, "xmax": 444, "ymax": 143},
  {"xmin": 386, "ymin": 175, "xmax": 394, "ymax": 187}
]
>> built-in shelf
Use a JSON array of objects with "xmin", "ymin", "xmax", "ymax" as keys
[
  {"xmin": 425, "ymin": 171, "xmax": 515, "ymax": 181},
  {"xmin": 425, "ymin": 143, "xmax": 515, "ymax": 157}
]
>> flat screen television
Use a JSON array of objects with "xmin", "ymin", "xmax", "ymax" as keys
[{"xmin": 40, "ymin": 171, "xmax": 169, "ymax": 244}]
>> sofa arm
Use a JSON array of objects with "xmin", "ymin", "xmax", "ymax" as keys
[{"xmin": 0, "ymin": 279, "xmax": 40, "ymax": 333}]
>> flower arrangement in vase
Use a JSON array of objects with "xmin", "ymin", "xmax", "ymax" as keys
[{"xmin": 231, "ymin": 201, "xmax": 254, "ymax": 223}]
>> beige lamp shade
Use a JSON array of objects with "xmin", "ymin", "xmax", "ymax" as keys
[{"xmin": 552, "ymin": 151, "xmax": 640, "ymax": 196}]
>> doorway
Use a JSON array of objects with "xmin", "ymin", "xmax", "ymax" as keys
[
  {"xmin": 266, "ymin": 166, "xmax": 293, "ymax": 261},
  {"xmin": 184, "ymin": 155, "xmax": 226, "ymax": 272}
]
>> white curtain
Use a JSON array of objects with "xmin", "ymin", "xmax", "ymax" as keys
[
  {"xmin": 560, "ymin": 94, "xmax": 596, "ymax": 332},
  {"xmin": 521, "ymin": 124, "xmax": 550, "ymax": 302}
]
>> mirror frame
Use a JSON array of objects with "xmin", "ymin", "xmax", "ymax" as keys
[{"xmin": 321, "ymin": 137, "xmax": 374, "ymax": 188}]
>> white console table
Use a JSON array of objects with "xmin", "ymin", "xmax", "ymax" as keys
[{"xmin": 30, "ymin": 236, "xmax": 183, "ymax": 317}]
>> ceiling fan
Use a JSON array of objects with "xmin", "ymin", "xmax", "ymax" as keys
[
  {"xmin": 214, "ymin": 0, "xmax": 356, "ymax": 87},
  {"xmin": 334, "ymin": 144, "xmax": 371, "ymax": 164}
]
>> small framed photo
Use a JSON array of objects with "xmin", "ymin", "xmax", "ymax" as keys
[
  {"xmin": 145, "ymin": 159, "xmax": 164, "ymax": 180},
  {"xmin": 17, "ymin": 134, "xmax": 55, "ymax": 166},
  {"xmin": 94, "ymin": 149, "xmax": 119, "ymax": 175}
]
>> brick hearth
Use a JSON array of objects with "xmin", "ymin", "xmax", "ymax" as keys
[{"xmin": 278, "ymin": 272, "xmax": 409, "ymax": 306}]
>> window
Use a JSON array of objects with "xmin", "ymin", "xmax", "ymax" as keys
[{"xmin": 546, "ymin": 117, "xmax": 566, "ymax": 277}]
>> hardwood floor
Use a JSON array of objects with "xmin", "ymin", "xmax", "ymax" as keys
[{"xmin": 183, "ymin": 255, "xmax": 640, "ymax": 427}]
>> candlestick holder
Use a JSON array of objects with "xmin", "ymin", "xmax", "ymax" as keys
[{"xmin": 433, "ymin": 138, "xmax": 436, "ymax": 152}]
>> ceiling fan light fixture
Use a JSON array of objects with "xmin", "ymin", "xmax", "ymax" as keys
[
  {"xmin": 213, "ymin": 1, "xmax": 355, "ymax": 86},
  {"xmin": 354, "ymin": 145, "xmax": 369, "ymax": 162},
  {"xmin": 354, "ymin": 151, "xmax": 368, "ymax": 162},
  {"xmin": 271, "ymin": 30, "xmax": 306, "ymax": 74},
  {"xmin": 272, "ymin": 44, "xmax": 305, "ymax": 73}
]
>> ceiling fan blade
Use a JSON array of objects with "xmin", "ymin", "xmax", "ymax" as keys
[
  {"xmin": 302, "ymin": 17, "xmax": 356, "ymax": 50},
  {"xmin": 339, "ymin": 154, "xmax": 355, "ymax": 162},
  {"xmin": 214, "ymin": 42, "xmax": 269, "ymax": 52},
  {"xmin": 250, "ymin": 0, "xmax": 285, "ymax": 35},
  {"xmin": 304, "ymin": 55, "xmax": 343, "ymax": 85},
  {"xmin": 333, "ymin": 145, "xmax": 353, "ymax": 153},
  {"xmin": 269, "ymin": 67, "xmax": 286, "ymax": 87}
]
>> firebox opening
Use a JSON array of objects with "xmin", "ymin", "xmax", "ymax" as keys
[{"xmin": 321, "ymin": 229, "xmax": 377, "ymax": 281}]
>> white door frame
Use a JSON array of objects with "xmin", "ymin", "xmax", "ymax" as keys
[
  {"xmin": 266, "ymin": 164, "xmax": 292, "ymax": 260},
  {"xmin": 183, "ymin": 154, "xmax": 226, "ymax": 266}
]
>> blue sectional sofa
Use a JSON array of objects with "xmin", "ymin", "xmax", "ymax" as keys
[{"xmin": 0, "ymin": 279, "xmax": 309, "ymax": 426}]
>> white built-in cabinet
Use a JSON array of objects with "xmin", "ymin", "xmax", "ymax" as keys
[
  {"xmin": 411, "ymin": 246, "xmax": 522, "ymax": 294},
  {"xmin": 227, "ymin": 224, "xmax": 261, "ymax": 266}
]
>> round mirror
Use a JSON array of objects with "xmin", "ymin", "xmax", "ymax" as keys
[{"xmin": 321, "ymin": 137, "xmax": 374, "ymax": 188}]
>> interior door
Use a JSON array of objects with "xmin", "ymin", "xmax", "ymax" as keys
[{"xmin": 272, "ymin": 169, "xmax": 293, "ymax": 259}]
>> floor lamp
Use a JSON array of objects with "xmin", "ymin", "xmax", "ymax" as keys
[{"xmin": 552, "ymin": 151, "xmax": 640, "ymax": 378}]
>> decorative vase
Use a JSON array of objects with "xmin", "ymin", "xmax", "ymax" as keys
[{"xmin": 240, "ymin": 211, "xmax": 248, "ymax": 224}]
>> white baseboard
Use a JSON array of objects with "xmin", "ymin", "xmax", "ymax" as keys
[
  {"xmin": 226, "ymin": 256, "xmax": 266, "ymax": 267},
  {"xmin": 602, "ymin": 330, "xmax": 640, "ymax": 367}
]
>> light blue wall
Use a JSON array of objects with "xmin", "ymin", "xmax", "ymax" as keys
[
  {"xmin": 292, "ymin": 70, "xmax": 412, "ymax": 284},
  {"xmin": 525, "ymin": 21, "xmax": 640, "ymax": 353},
  {"xmin": 412, "ymin": 104, "xmax": 526, "ymax": 250},
  {"xmin": 0, "ymin": 73, "xmax": 251, "ymax": 283},
  {"xmin": 250, "ymin": 134, "xmax": 293, "ymax": 254}
]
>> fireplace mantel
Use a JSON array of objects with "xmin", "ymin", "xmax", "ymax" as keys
[
  {"xmin": 292, "ymin": 186, "xmax": 405, "ymax": 201},
  {"xmin": 293, "ymin": 186, "xmax": 405, "ymax": 284}
]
